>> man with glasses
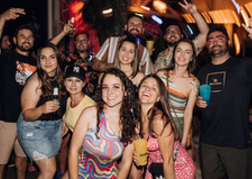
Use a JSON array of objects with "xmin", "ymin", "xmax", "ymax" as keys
[
  {"xmin": 154, "ymin": 0, "xmax": 209, "ymax": 71},
  {"xmin": 92, "ymin": 14, "xmax": 155, "ymax": 75}
]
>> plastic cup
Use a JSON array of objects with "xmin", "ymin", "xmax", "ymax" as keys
[
  {"xmin": 134, "ymin": 139, "xmax": 147, "ymax": 166},
  {"xmin": 199, "ymin": 84, "xmax": 211, "ymax": 106}
]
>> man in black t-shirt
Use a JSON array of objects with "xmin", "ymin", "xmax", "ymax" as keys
[
  {"xmin": 0, "ymin": 8, "xmax": 37, "ymax": 179},
  {"xmin": 196, "ymin": 27, "xmax": 252, "ymax": 179}
]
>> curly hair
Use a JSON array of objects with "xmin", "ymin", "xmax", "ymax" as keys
[
  {"xmin": 137, "ymin": 74, "xmax": 179, "ymax": 140},
  {"xmin": 168, "ymin": 38, "xmax": 196, "ymax": 74},
  {"xmin": 95, "ymin": 68, "xmax": 140, "ymax": 145},
  {"xmin": 36, "ymin": 43, "xmax": 66, "ymax": 100},
  {"xmin": 114, "ymin": 36, "xmax": 139, "ymax": 79}
]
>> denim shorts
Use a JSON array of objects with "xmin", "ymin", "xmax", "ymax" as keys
[{"xmin": 17, "ymin": 113, "xmax": 62, "ymax": 161}]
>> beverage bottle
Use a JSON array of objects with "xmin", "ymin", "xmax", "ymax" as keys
[
  {"xmin": 69, "ymin": 17, "xmax": 74, "ymax": 37},
  {"xmin": 52, "ymin": 87, "xmax": 59, "ymax": 115}
]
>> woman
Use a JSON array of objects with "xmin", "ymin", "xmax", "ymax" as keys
[
  {"xmin": 157, "ymin": 39, "xmax": 199, "ymax": 150},
  {"xmin": 17, "ymin": 43, "xmax": 67, "ymax": 179},
  {"xmin": 135, "ymin": 75, "xmax": 195, "ymax": 178},
  {"xmin": 58, "ymin": 64, "xmax": 96, "ymax": 179},
  {"xmin": 114, "ymin": 37, "xmax": 145, "ymax": 86},
  {"xmin": 68, "ymin": 68, "xmax": 140, "ymax": 179}
]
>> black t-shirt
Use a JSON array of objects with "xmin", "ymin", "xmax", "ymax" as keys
[
  {"xmin": 0, "ymin": 50, "xmax": 37, "ymax": 123},
  {"xmin": 198, "ymin": 57, "xmax": 252, "ymax": 149}
]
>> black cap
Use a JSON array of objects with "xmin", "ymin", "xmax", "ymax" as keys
[{"xmin": 65, "ymin": 64, "xmax": 86, "ymax": 82}]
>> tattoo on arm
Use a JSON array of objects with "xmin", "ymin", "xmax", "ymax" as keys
[
  {"xmin": 96, "ymin": 61, "xmax": 112, "ymax": 71},
  {"xmin": 190, "ymin": 79, "xmax": 199, "ymax": 97}
]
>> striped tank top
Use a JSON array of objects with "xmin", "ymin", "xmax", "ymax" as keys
[
  {"xmin": 78, "ymin": 112, "xmax": 124, "ymax": 179},
  {"xmin": 160, "ymin": 71, "xmax": 188, "ymax": 139}
]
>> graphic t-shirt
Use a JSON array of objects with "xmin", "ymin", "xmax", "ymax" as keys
[
  {"xmin": 197, "ymin": 57, "xmax": 252, "ymax": 148},
  {"xmin": 0, "ymin": 50, "xmax": 37, "ymax": 122}
]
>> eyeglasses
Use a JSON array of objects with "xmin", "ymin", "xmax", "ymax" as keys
[
  {"xmin": 75, "ymin": 39, "xmax": 88, "ymax": 43},
  {"xmin": 166, "ymin": 30, "xmax": 181, "ymax": 35},
  {"xmin": 128, "ymin": 22, "xmax": 142, "ymax": 28}
]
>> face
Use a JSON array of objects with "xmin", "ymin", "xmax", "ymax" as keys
[
  {"xmin": 13, "ymin": 29, "xmax": 34, "ymax": 52},
  {"xmin": 118, "ymin": 41, "xmax": 135, "ymax": 65},
  {"xmin": 138, "ymin": 77, "xmax": 160, "ymax": 105},
  {"xmin": 126, "ymin": 16, "xmax": 143, "ymax": 37},
  {"xmin": 1, "ymin": 35, "xmax": 12, "ymax": 50},
  {"xmin": 74, "ymin": 34, "xmax": 89, "ymax": 53},
  {"xmin": 39, "ymin": 47, "xmax": 58, "ymax": 77},
  {"xmin": 102, "ymin": 74, "xmax": 125, "ymax": 108},
  {"xmin": 65, "ymin": 77, "xmax": 85, "ymax": 95},
  {"xmin": 207, "ymin": 31, "xmax": 229, "ymax": 58},
  {"xmin": 174, "ymin": 42, "xmax": 193, "ymax": 67},
  {"xmin": 164, "ymin": 25, "xmax": 183, "ymax": 47}
]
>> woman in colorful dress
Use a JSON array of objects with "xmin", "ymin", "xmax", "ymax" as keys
[
  {"xmin": 114, "ymin": 36, "xmax": 145, "ymax": 87},
  {"xmin": 157, "ymin": 39, "xmax": 199, "ymax": 151},
  {"xmin": 68, "ymin": 68, "xmax": 140, "ymax": 179},
  {"xmin": 135, "ymin": 74, "xmax": 195, "ymax": 178},
  {"xmin": 17, "ymin": 43, "xmax": 67, "ymax": 179}
]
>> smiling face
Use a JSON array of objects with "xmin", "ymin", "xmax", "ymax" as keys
[
  {"xmin": 138, "ymin": 77, "xmax": 160, "ymax": 105},
  {"xmin": 65, "ymin": 77, "xmax": 85, "ymax": 96},
  {"xmin": 39, "ymin": 47, "xmax": 58, "ymax": 77},
  {"xmin": 118, "ymin": 41, "xmax": 136, "ymax": 66},
  {"xmin": 207, "ymin": 31, "xmax": 229, "ymax": 58},
  {"xmin": 126, "ymin": 16, "xmax": 143, "ymax": 37},
  {"xmin": 174, "ymin": 41, "xmax": 193, "ymax": 67},
  {"xmin": 164, "ymin": 25, "xmax": 183, "ymax": 47},
  {"xmin": 13, "ymin": 29, "xmax": 34, "ymax": 52},
  {"xmin": 74, "ymin": 34, "xmax": 89, "ymax": 53},
  {"xmin": 102, "ymin": 74, "xmax": 125, "ymax": 108}
]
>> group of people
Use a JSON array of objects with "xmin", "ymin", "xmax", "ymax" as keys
[{"xmin": 0, "ymin": 1, "xmax": 252, "ymax": 179}]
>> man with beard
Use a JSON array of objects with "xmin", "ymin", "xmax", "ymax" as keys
[
  {"xmin": 154, "ymin": 0, "xmax": 209, "ymax": 71},
  {"xmin": 0, "ymin": 8, "xmax": 37, "ymax": 179},
  {"xmin": 92, "ymin": 14, "xmax": 155, "ymax": 75},
  {"xmin": 196, "ymin": 27, "xmax": 251, "ymax": 179}
]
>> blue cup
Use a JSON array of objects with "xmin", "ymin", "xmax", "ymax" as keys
[{"xmin": 199, "ymin": 84, "xmax": 211, "ymax": 106}]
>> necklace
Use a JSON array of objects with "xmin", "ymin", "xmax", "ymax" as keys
[{"xmin": 49, "ymin": 75, "xmax": 57, "ymax": 81}]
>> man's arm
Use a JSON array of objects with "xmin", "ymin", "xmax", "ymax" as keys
[
  {"xmin": 179, "ymin": 0, "xmax": 209, "ymax": 53},
  {"xmin": 242, "ymin": 17, "xmax": 252, "ymax": 40},
  {"xmin": 0, "ymin": 8, "xmax": 25, "ymax": 55},
  {"xmin": 49, "ymin": 20, "xmax": 73, "ymax": 45}
]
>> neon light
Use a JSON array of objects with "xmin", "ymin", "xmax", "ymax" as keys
[
  {"xmin": 151, "ymin": 15, "xmax": 163, "ymax": 24},
  {"xmin": 102, "ymin": 8, "xmax": 112, "ymax": 14},
  {"xmin": 186, "ymin": 24, "xmax": 193, "ymax": 35},
  {"xmin": 141, "ymin": 5, "xmax": 150, "ymax": 11}
]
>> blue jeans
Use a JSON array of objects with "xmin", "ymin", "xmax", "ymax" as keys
[{"xmin": 17, "ymin": 113, "xmax": 62, "ymax": 161}]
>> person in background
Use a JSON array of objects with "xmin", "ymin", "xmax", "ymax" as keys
[
  {"xmin": 130, "ymin": 74, "xmax": 195, "ymax": 179},
  {"xmin": 196, "ymin": 27, "xmax": 251, "ymax": 179},
  {"xmin": 154, "ymin": 0, "xmax": 209, "ymax": 71},
  {"xmin": 114, "ymin": 36, "xmax": 145, "ymax": 87},
  {"xmin": 0, "ymin": 34, "xmax": 12, "ymax": 50},
  {"xmin": 68, "ymin": 68, "xmax": 139, "ymax": 179},
  {"xmin": 17, "ymin": 43, "xmax": 67, "ymax": 179},
  {"xmin": 157, "ymin": 39, "xmax": 199, "ymax": 154},
  {"xmin": 92, "ymin": 14, "xmax": 155, "ymax": 75},
  {"xmin": 0, "ymin": 8, "xmax": 36, "ymax": 179},
  {"xmin": 59, "ymin": 64, "xmax": 96, "ymax": 179}
]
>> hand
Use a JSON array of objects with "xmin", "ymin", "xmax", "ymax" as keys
[
  {"xmin": 63, "ymin": 19, "xmax": 74, "ymax": 34},
  {"xmin": 196, "ymin": 96, "xmax": 207, "ymax": 108},
  {"xmin": 242, "ymin": 18, "xmax": 252, "ymax": 40},
  {"xmin": 0, "ymin": 8, "xmax": 25, "ymax": 22},
  {"xmin": 133, "ymin": 151, "xmax": 140, "ymax": 167},
  {"xmin": 178, "ymin": 0, "xmax": 197, "ymax": 14},
  {"xmin": 41, "ymin": 100, "xmax": 59, "ymax": 114},
  {"xmin": 61, "ymin": 121, "xmax": 69, "ymax": 137},
  {"xmin": 87, "ymin": 83, "xmax": 95, "ymax": 93}
]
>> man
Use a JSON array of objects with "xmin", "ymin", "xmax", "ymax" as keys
[
  {"xmin": 196, "ymin": 27, "xmax": 251, "ymax": 179},
  {"xmin": 0, "ymin": 8, "xmax": 37, "ymax": 179},
  {"xmin": 0, "ymin": 34, "xmax": 12, "ymax": 50},
  {"xmin": 92, "ymin": 14, "xmax": 155, "ymax": 75},
  {"xmin": 154, "ymin": 0, "xmax": 209, "ymax": 71},
  {"xmin": 50, "ymin": 24, "xmax": 98, "ymax": 100}
]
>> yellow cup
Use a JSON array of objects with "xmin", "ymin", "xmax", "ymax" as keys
[
  {"xmin": 134, "ymin": 139, "xmax": 147, "ymax": 166},
  {"xmin": 146, "ymin": 40, "xmax": 154, "ymax": 56}
]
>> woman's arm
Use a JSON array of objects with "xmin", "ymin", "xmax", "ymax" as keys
[
  {"xmin": 182, "ymin": 78, "xmax": 199, "ymax": 148},
  {"xmin": 117, "ymin": 142, "xmax": 134, "ymax": 179},
  {"xmin": 21, "ymin": 73, "xmax": 60, "ymax": 121},
  {"xmin": 68, "ymin": 106, "xmax": 95, "ymax": 179},
  {"xmin": 153, "ymin": 114, "xmax": 175, "ymax": 179}
]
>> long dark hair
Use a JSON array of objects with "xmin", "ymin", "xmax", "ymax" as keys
[
  {"xmin": 114, "ymin": 36, "xmax": 139, "ymax": 79},
  {"xmin": 37, "ymin": 43, "xmax": 66, "ymax": 99},
  {"xmin": 167, "ymin": 38, "xmax": 196, "ymax": 74},
  {"xmin": 95, "ymin": 68, "xmax": 140, "ymax": 145},
  {"xmin": 138, "ymin": 74, "xmax": 178, "ymax": 139}
]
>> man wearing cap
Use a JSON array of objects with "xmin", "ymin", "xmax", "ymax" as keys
[
  {"xmin": 92, "ymin": 14, "xmax": 155, "ymax": 75},
  {"xmin": 0, "ymin": 8, "xmax": 37, "ymax": 179}
]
